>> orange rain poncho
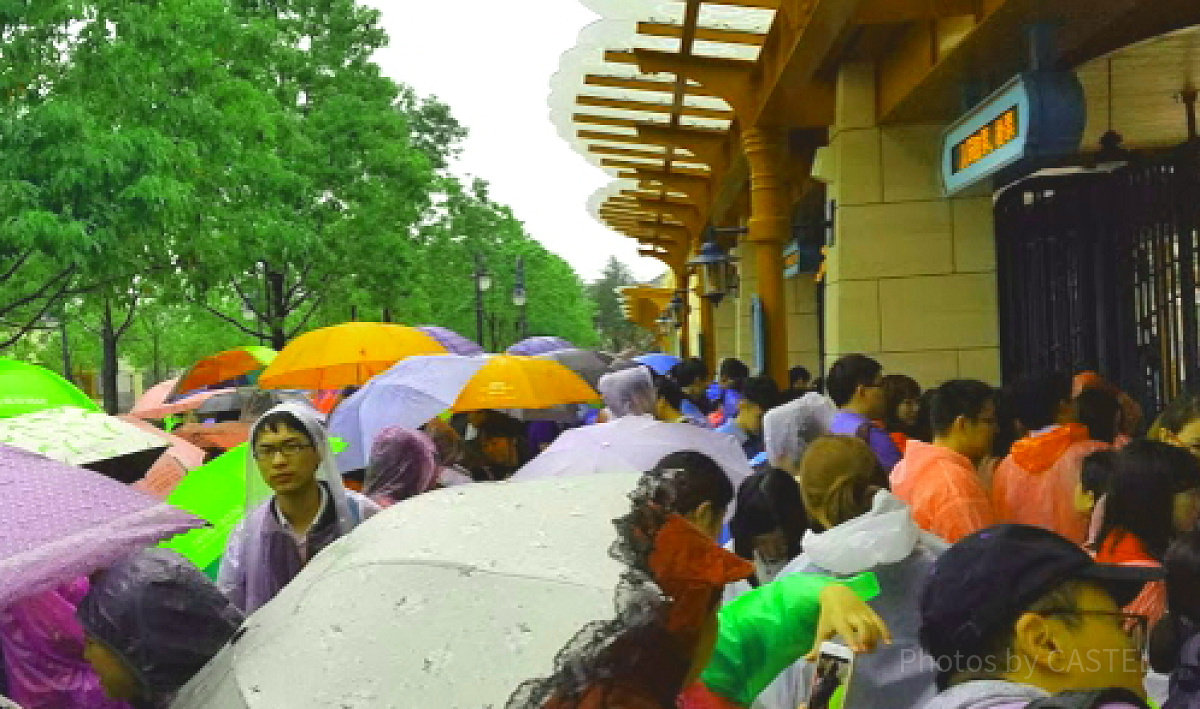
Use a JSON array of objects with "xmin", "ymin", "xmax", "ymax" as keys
[
  {"xmin": 990, "ymin": 424, "xmax": 1111, "ymax": 544},
  {"xmin": 890, "ymin": 440, "xmax": 995, "ymax": 543}
]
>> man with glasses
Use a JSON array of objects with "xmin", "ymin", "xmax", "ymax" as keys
[
  {"xmin": 920, "ymin": 524, "xmax": 1160, "ymax": 709},
  {"xmin": 219, "ymin": 403, "xmax": 379, "ymax": 614},
  {"xmin": 826, "ymin": 354, "xmax": 903, "ymax": 471},
  {"xmin": 892, "ymin": 380, "xmax": 999, "ymax": 543}
]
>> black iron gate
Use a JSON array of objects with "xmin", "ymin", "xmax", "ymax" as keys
[{"xmin": 995, "ymin": 145, "xmax": 1200, "ymax": 417}]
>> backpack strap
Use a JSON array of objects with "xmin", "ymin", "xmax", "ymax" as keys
[{"xmin": 1024, "ymin": 688, "xmax": 1151, "ymax": 709}]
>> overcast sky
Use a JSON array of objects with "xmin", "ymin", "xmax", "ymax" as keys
[{"xmin": 364, "ymin": 0, "xmax": 664, "ymax": 283}]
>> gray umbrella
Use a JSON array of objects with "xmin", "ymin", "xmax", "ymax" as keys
[{"xmin": 536, "ymin": 349, "xmax": 610, "ymax": 388}]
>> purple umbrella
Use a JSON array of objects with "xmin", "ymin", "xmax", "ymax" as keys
[
  {"xmin": 416, "ymin": 326, "xmax": 485, "ymax": 356},
  {"xmin": 0, "ymin": 445, "xmax": 206, "ymax": 609},
  {"xmin": 507, "ymin": 336, "xmax": 575, "ymax": 357}
]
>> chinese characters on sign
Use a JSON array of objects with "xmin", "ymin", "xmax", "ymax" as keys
[{"xmin": 953, "ymin": 107, "xmax": 1020, "ymax": 174}]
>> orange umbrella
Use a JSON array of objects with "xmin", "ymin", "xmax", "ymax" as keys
[
  {"xmin": 174, "ymin": 346, "xmax": 277, "ymax": 397},
  {"xmin": 453, "ymin": 355, "xmax": 598, "ymax": 412},
  {"xmin": 258, "ymin": 322, "xmax": 449, "ymax": 390}
]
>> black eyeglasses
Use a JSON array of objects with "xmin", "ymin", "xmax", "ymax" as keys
[
  {"xmin": 254, "ymin": 441, "xmax": 314, "ymax": 460},
  {"xmin": 1037, "ymin": 609, "xmax": 1149, "ymax": 654}
]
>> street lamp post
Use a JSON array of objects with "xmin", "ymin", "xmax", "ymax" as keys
[
  {"xmin": 473, "ymin": 253, "xmax": 492, "ymax": 345},
  {"xmin": 512, "ymin": 256, "xmax": 527, "ymax": 341}
]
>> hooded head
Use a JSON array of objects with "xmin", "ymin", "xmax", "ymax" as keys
[
  {"xmin": 79, "ymin": 549, "xmax": 243, "ymax": 707},
  {"xmin": 246, "ymin": 402, "xmax": 358, "ymax": 538},
  {"xmin": 763, "ymin": 392, "xmax": 836, "ymax": 472},
  {"xmin": 597, "ymin": 366, "xmax": 656, "ymax": 418},
  {"xmin": 363, "ymin": 427, "xmax": 439, "ymax": 506}
]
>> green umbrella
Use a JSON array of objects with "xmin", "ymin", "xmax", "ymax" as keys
[
  {"xmin": 161, "ymin": 437, "xmax": 349, "ymax": 571},
  {"xmin": 160, "ymin": 445, "xmax": 249, "ymax": 570},
  {"xmin": 0, "ymin": 359, "xmax": 99, "ymax": 418}
]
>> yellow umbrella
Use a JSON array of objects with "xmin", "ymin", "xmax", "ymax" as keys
[
  {"xmin": 258, "ymin": 322, "xmax": 448, "ymax": 390},
  {"xmin": 453, "ymin": 355, "xmax": 598, "ymax": 412}
]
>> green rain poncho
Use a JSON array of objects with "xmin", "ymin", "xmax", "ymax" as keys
[{"xmin": 701, "ymin": 572, "xmax": 881, "ymax": 707}]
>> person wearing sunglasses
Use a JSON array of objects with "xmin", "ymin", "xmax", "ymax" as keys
[
  {"xmin": 218, "ymin": 403, "xmax": 380, "ymax": 614},
  {"xmin": 920, "ymin": 524, "xmax": 1161, "ymax": 709}
]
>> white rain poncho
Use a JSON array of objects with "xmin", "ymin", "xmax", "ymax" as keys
[
  {"xmin": 218, "ymin": 403, "xmax": 378, "ymax": 614},
  {"xmin": 596, "ymin": 366, "xmax": 656, "ymax": 419},
  {"xmin": 762, "ymin": 392, "xmax": 836, "ymax": 469}
]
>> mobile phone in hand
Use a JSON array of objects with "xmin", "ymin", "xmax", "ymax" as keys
[{"xmin": 808, "ymin": 641, "xmax": 854, "ymax": 709}]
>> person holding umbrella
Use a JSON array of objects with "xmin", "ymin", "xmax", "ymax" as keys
[
  {"xmin": 362, "ymin": 427, "xmax": 440, "ymax": 508},
  {"xmin": 219, "ymin": 403, "xmax": 379, "ymax": 614}
]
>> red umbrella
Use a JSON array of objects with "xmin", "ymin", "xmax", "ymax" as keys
[{"xmin": 130, "ymin": 379, "xmax": 239, "ymax": 420}]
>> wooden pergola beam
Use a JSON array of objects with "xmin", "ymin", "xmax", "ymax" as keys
[
  {"xmin": 638, "ymin": 21, "xmax": 767, "ymax": 47},
  {"xmin": 576, "ymin": 95, "xmax": 735, "ymax": 121}
]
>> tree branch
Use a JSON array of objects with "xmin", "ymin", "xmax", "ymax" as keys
[
  {"xmin": 0, "ymin": 275, "xmax": 75, "ymax": 350},
  {"xmin": 279, "ymin": 263, "xmax": 307, "ymax": 309},
  {"xmin": 0, "ymin": 247, "xmax": 36, "ymax": 285},
  {"xmin": 0, "ymin": 266, "xmax": 76, "ymax": 319},
  {"xmin": 231, "ymin": 279, "xmax": 265, "ymax": 320},
  {"xmin": 187, "ymin": 295, "xmax": 268, "ymax": 340},
  {"xmin": 287, "ymin": 293, "xmax": 326, "ymax": 338},
  {"xmin": 113, "ymin": 290, "xmax": 141, "ymax": 338}
]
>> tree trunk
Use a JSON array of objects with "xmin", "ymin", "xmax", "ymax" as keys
[
  {"xmin": 100, "ymin": 301, "xmax": 120, "ymax": 414},
  {"xmin": 265, "ymin": 265, "xmax": 288, "ymax": 350}
]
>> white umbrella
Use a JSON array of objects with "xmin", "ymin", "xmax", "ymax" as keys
[
  {"xmin": 511, "ymin": 415, "xmax": 754, "ymax": 496},
  {"xmin": 171, "ymin": 474, "xmax": 638, "ymax": 708}
]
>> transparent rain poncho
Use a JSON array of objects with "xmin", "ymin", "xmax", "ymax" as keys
[{"xmin": 78, "ymin": 549, "xmax": 242, "ymax": 708}]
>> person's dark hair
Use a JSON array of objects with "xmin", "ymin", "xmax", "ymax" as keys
[
  {"xmin": 718, "ymin": 358, "xmax": 750, "ymax": 389},
  {"xmin": 1151, "ymin": 393, "xmax": 1200, "ymax": 441},
  {"xmin": 881, "ymin": 374, "xmax": 921, "ymax": 434},
  {"xmin": 1165, "ymin": 531, "xmax": 1200, "ymax": 623},
  {"xmin": 789, "ymin": 366, "xmax": 812, "ymax": 389},
  {"xmin": 656, "ymin": 376, "xmax": 686, "ymax": 412},
  {"xmin": 650, "ymin": 451, "xmax": 734, "ymax": 518},
  {"xmin": 1076, "ymin": 387, "xmax": 1121, "ymax": 445},
  {"xmin": 991, "ymin": 387, "xmax": 1021, "ymax": 458},
  {"xmin": 943, "ymin": 580, "xmax": 1087, "ymax": 685},
  {"xmin": 1080, "ymin": 450, "xmax": 1118, "ymax": 500},
  {"xmin": 909, "ymin": 390, "xmax": 935, "ymax": 443},
  {"xmin": 1151, "ymin": 532, "xmax": 1200, "ymax": 672},
  {"xmin": 811, "ymin": 376, "xmax": 825, "ymax": 395},
  {"xmin": 930, "ymin": 380, "xmax": 995, "ymax": 438},
  {"xmin": 1097, "ymin": 440, "xmax": 1200, "ymax": 560},
  {"xmin": 740, "ymin": 376, "xmax": 781, "ymax": 412},
  {"xmin": 670, "ymin": 358, "xmax": 709, "ymax": 388},
  {"xmin": 730, "ymin": 468, "xmax": 807, "ymax": 586},
  {"xmin": 1009, "ymin": 372, "xmax": 1073, "ymax": 432},
  {"xmin": 251, "ymin": 410, "xmax": 312, "ymax": 448},
  {"xmin": 825, "ymin": 354, "xmax": 883, "ymax": 408}
]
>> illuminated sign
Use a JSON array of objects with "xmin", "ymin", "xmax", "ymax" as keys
[
  {"xmin": 941, "ymin": 72, "xmax": 1085, "ymax": 195},
  {"xmin": 953, "ymin": 108, "xmax": 1020, "ymax": 174}
]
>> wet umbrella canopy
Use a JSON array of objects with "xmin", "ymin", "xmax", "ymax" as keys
[
  {"xmin": 0, "ymin": 445, "xmax": 204, "ymax": 609},
  {"xmin": 170, "ymin": 475, "xmax": 637, "ymax": 707}
]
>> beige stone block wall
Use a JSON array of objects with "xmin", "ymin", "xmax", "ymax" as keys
[
  {"xmin": 822, "ymin": 60, "xmax": 1000, "ymax": 387},
  {"xmin": 786, "ymin": 276, "xmax": 822, "ymax": 375}
]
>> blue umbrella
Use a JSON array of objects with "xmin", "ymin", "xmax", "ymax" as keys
[
  {"xmin": 635, "ymin": 353, "xmax": 682, "ymax": 375},
  {"xmin": 416, "ymin": 326, "xmax": 485, "ymax": 356},
  {"xmin": 328, "ymin": 355, "xmax": 486, "ymax": 471},
  {"xmin": 507, "ymin": 336, "xmax": 574, "ymax": 356}
]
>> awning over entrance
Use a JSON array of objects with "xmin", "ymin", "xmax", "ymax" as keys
[{"xmin": 551, "ymin": 1, "xmax": 779, "ymax": 269}]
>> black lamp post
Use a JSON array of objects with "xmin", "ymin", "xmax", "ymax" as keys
[
  {"xmin": 473, "ymin": 253, "xmax": 492, "ymax": 345},
  {"xmin": 512, "ymin": 256, "xmax": 527, "ymax": 341}
]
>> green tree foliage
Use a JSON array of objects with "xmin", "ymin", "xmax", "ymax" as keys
[
  {"xmin": 406, "ymin": 177, "xmax": 597, "ymax": 351},
  {"xmin": 589, "ymin": 257, "xmax": 654, "ymax": 351},
  {"xmin": 0, "ymin": 0, "xmax": 599, "ymax": 386}
]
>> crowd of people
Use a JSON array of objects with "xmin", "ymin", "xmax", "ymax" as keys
[{"xmin": 10, "ymin": 350, "xmax": 1200, "ymax": 708}]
